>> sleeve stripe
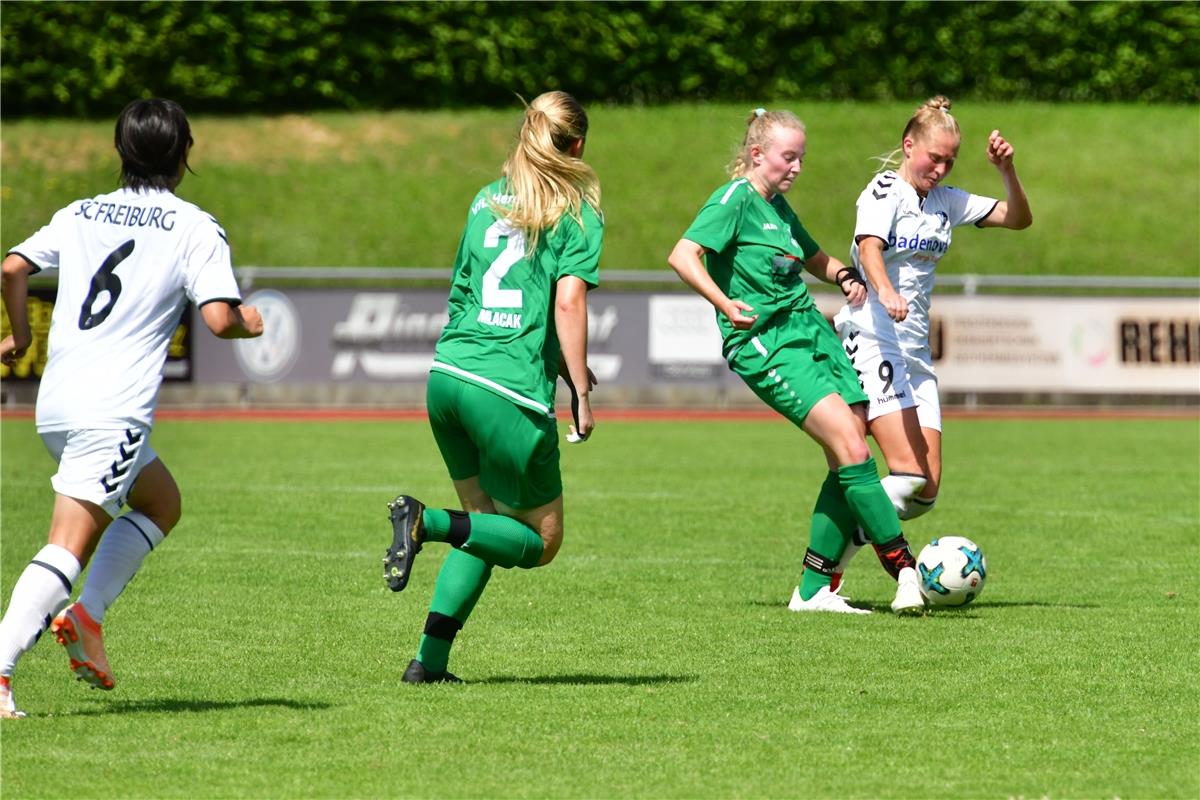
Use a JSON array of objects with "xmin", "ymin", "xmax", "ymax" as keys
[
  {"xmin": 5, "ymin": 250, "xmax": 45, "ymax": 274},
  {"xmin": 720, "ymin": 179, "xmax": 748, "ymax": 205},
  {"xmin": 197, "ymin": 297, "xmax": 242, "ymax": 307},
  {"xmin": 974, "ymin": 201, "xmax": 1000, "ymax": 227}
]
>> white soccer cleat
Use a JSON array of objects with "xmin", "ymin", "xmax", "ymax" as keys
[
  {"xmin": 788, "ymin": 585, "xmax": 871, "ymax": 615},
  {"xmin": 891, "ymin": 566, "xmax": 926, "ymax": 616},
  {"xmin": 0, "ymin": 675, "xmax": 26, "ymax": 719}
]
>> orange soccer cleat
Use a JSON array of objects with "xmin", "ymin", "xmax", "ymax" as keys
[{"xmin": 51, "ymin": 603, "xmax": 115, "ymax": 690}]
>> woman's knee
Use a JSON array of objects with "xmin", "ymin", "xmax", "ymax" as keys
[
  {"xmin": 142, "ymin": 490, "xmax": 181, "ymax": 534},
  {"xmin": 128, "ymin": 460, "xmax": 182, "ymax": 534},
  {"xmin": 537, "ymin": 530, "xmax": 564, "ymax": 566}
]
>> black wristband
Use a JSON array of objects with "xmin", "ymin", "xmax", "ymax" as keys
[{"xmin": 835, "ymin": 267, "xmax": 866, "ymax": 294}]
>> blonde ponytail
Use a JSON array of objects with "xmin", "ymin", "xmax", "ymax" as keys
[
  {"xmin": 874, "ymin": 95, "xmax": 961, "ymax": 172},
  {"xmin": 729, "ymin": 108, "xmax": 806, "ymax": 178},
  {"xmin": 499, "ymin": 91, "xmax": 601, "ymax": 252}
]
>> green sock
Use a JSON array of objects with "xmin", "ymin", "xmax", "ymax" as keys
[
  {"xmin": 420, "ymin": 507, "xmax": 543, "ymax": 569},
  {"xmin": 421, "ymin": 508, "xmax": 452, "ymax": 542},
  {"xmin": 799, "ymin": 471, "xmax": 857, "ymax": 600},
  {"xmin": 416, "ymin": 549, "xmax": 492, "ymax": 673},
  {"xmin": 462, "ymin": 513, "xmax": 544, "ymax": 569},
  {"xmin": 837, "ymin": 458, "xmax": 903, "ymax": 545}
]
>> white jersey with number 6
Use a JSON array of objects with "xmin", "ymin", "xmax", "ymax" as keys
[
  {"xmin": 9, "ymin": 187, "xmax": 242, "ymax": 431},
  {"xmin": 834, "ymin": 169, "xmax": 997, "ymax": 355}
]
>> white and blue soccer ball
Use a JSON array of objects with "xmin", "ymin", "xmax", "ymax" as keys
[{"xmin": 916, "ymin": 536, "xmax": 987, "ymax": 607}]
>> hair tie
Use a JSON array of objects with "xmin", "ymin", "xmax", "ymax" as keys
[{"xmin": 754, "ymin": 107, "xmax": 766, "ymax": 118}]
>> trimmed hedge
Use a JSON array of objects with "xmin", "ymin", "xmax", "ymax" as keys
[{"xmin": 3, "ymin": 1, "xmax": 1197, "ymax": 117}]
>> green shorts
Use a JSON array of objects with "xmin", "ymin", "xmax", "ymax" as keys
[
  {"xmin": 426, "ymin": 370, "xmax": 562, "ymax": 509},
  {"xmin": 727, "ymin": 305, "xmax": 868, "ymax": 427}
]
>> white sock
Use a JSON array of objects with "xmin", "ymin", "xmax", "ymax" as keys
[
  {"xmin": 0, "ymin": 544, "xmax": 82, "ymax": 677},
  {"xmin": 833, "ymin": 525, "xmax": 871, "ymax": 574},
  {"xmin": 79, "ymin": 511, "xmax": 165, "ymax": 624},
  {"xmin": 882, "ymin": 473, "xmax": 928, "ymax": 520}
]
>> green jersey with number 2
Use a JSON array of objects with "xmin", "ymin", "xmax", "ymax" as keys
[{"xmin": 431, "ymin": 179, "xmax": 603, "ymax": 418}]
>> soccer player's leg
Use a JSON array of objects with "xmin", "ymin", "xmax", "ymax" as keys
[
  {"xmin": 79, "ymin": 456, "xmax": 176, "ymax": 626},
  {"xmin": 805, "ymin": 314, "xmax": 922, "ymax": 579},
  {"xmin": 52, "ymin": 428, "xmax": 165, "ymax": 690},
  {"xmin": 831, "ymin": 405, "xmax": 927, "ymax": 587},
  {"xmin": 396, "ymin": 374, "xmax": 561, "ymax": 682},
  {"xmin": 830, "ymin": 319, "xmax": 921, "ymax": 587},
  {"xmin": 905, "ymin": 361, "xmax": 944, "ymax": 519},
  {"xmin": 801, "ymin": 397, "xmax": 923, "ymax": 615},
  {"xmin": 728, "ymin": 310, "xmax": 872, "ymax": 613},
  {"xmin": 0, "ymin": 493, "xmax": 106, "ymax": 699},
  {"xmin": 788, "ymin": 471, "xmax": 871, "ymax": 615},
  {"xmin": 0, "ymin": 493, "xmax": 94, "ymax": 709},
  {"xmin": 418, "ymin": 379, "xmax": 556, "ymax": 571},
  {"xmin": 870, "ymin": 406, "xmax": 929, "ymax": 514}
]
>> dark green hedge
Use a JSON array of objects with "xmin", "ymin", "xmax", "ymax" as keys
[{"xmin": 3, "ymin": 1, "xmax": 1197, "ymax": 117}]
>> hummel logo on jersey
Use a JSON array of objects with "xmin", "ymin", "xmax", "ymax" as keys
[
  {"xmin": 763, "ymin": 223, "xmax": 779, "ymax": 231},
  {"xmin": 872, "ymin": 176, "xmax": 895, "ymax": 200}
]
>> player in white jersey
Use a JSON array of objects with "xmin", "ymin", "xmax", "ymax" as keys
[
  {"xmin": 0, "ymin": 98, "xmax": 263, "ymax": 717},
  {"xmin": 830, "ymin": 96, "xmax": 1032, "ymax": 586}
]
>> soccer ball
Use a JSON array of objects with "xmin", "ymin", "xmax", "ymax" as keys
[{"xmin": 916, "ymin": 536, "xmax": 987, "ymax": 607}]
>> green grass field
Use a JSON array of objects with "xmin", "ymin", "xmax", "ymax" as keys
[
  {"xmin": 2, "ymin": 102, "xmax": 1197, "ymax": 277},
  {"xmin": 2, "ymin": 415, "xmax": 1197, "ymax": 798}
]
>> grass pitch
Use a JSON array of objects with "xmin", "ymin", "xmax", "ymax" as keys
[{"xmin": 1, "ymin": 415, "xmax": 1197, "ymax": 798}]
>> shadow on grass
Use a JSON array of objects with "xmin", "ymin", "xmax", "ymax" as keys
[
  {"xmin": 60, "ymin": 697, "xmax": 332, "ymax": 717},
  {"xmin": 476, "ymin": 673, "xmax": 697, "ymax": 687}
]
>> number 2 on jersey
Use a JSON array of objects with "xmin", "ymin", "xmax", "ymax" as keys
[
  {"xmin": 79, "ymin": 239, "xmax": 135, "ymax": 330},
  {"xmin": 482, "ymin": 221, "xmax": 525, "ymax": 309}
]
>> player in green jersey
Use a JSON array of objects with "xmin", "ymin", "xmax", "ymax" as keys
[
  {"xmin": 383, "ymin": 91, "xmax": 603, "ymax": 682},
  {"xmin": 667, "ymin": 109, "xmax": 925, "ymax": 616}
]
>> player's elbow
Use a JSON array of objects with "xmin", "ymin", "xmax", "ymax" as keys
[
  {"xmin": 555, "ymin": 278, "xmax": 587, "ymax": 317},
  {"xmin": 200, "ymin": 301, "xmax": 240, "ymax": 337},
  {"xmin": 1007, "ymin": 207, "xmax": 1033, "ymax": 230},
  {"xmin": 555, "ymin": 293, "xmax": 584, "ymax": 317},
  {"xmin": 667, "ymin": 240, "xmax": 697, "ymax": 274}
]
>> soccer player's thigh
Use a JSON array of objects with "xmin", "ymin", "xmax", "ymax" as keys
[
  {"xmin": 843, "ymin": 328, "xmax": 916, "ymax": 421},
  {"xmin": 428, "ymin": 382, "xmax": 496, "ymax": 512},
  {"xmin": 906, "ymin": 357, "xmax": 944, "ymax": 490},
  {"xmin": 731, "ymin": 307, "xmax": 865, "ymax": 429},
  {"xmin": 125, "ymin": 457, "xmax": 182, "ymax": 533},
  {"xmin": 40, "ymin": 427, "xmax": 155, "ymax": 560},
  {"xmin": 470, "ymin": 399, "xmax": 562, "ymax": 514},
  {"xmin": 427, "ymin": 371, "xmax": 483, "ymax": 484},
  {"xmin": 854, "ymin": 337, "xmax": 925, "ymax": 475}
]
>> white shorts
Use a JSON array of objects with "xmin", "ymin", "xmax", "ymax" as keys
[
  {"xmin": 904, "ymin": 352, "xmax": 942, "ymax": 432},
  {"xmin": 39, "ymin": 427, "xmax": 157, "ymax": 517},
  {"xmin": 836, "ymin": 315, "xmax": 916, "ymax": 420},
  {"xmin": 835, "ymin": 316, "xmax": 943, "ymax": 432}
]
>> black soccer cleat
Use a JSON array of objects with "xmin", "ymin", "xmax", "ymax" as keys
[
  {"xmin": 402, "ymin": 658, "xmax": 462, "ymax": 684},
  {"xmin": 383, "ymin": 495, "xmax": 425, "ymax": 592}
]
